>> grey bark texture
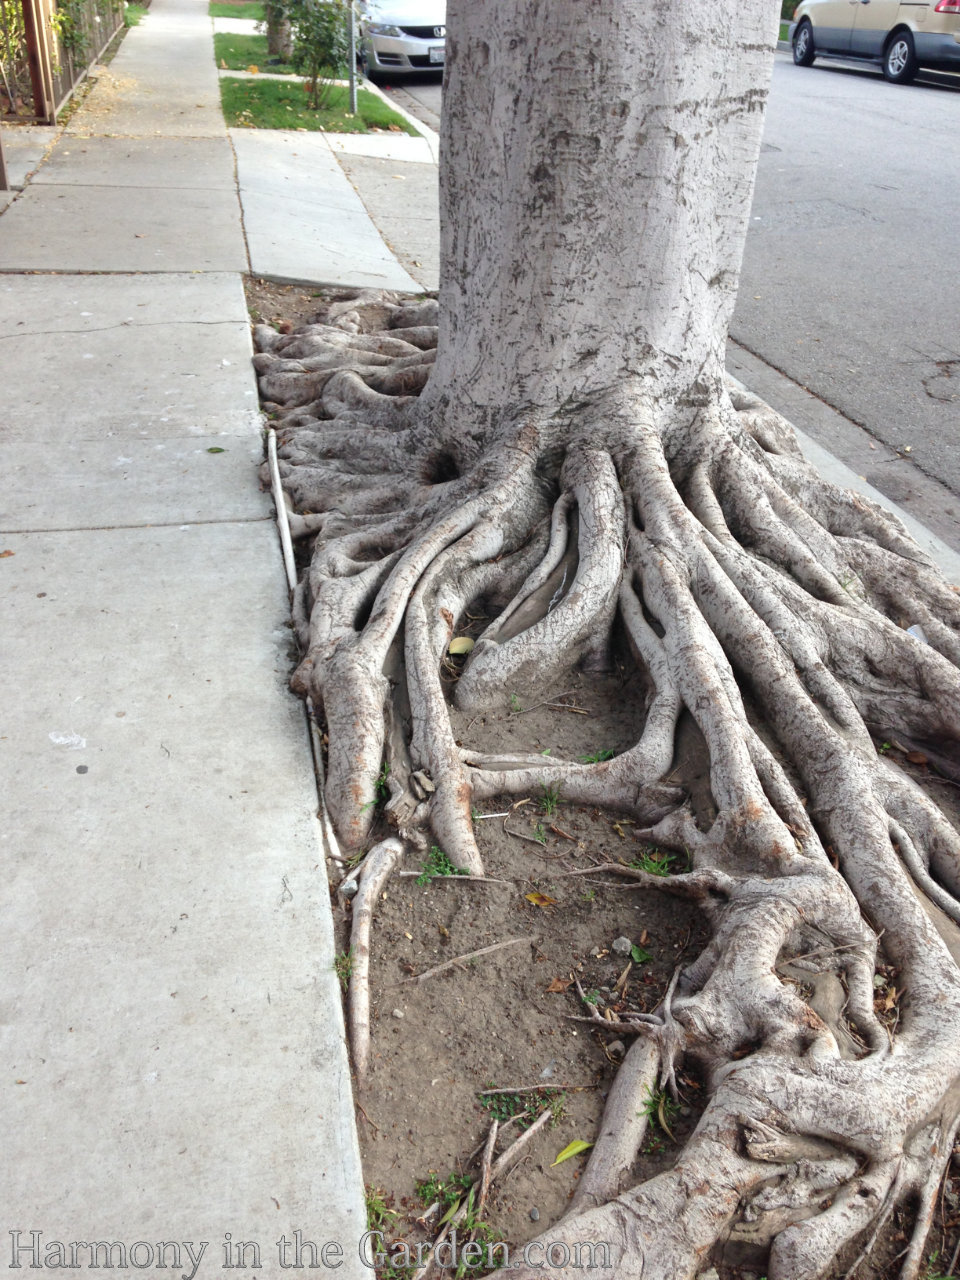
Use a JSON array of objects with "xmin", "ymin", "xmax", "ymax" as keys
[{"xmin": 253, "ymin": 1, "xmax": 960, "ymax": 1276}]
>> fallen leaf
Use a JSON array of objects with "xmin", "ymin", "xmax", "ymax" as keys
[
  {"xmin": 525, "ymin": 892, "xmax": 557, "ymax": 909},
  {"xmin": 545, "ymin": 976, "xmax": 572, "ymax": 993},
  {"xmin": 639, "ymin": 929, "xmax": 649, "ymax": 945},
  {"xmin": 630, "ymin": 944, "xmax": 652, "ymax": 964},
  {"xmin": 448, "ymin": 636, "xmax": 475, "ymax": 655},
  {"xmin": 247, "ymin": 64, "xmax": 259, "ymax": 74},
  {"xmin": 207, "ymin": 447, "xmax": 226, "ymax": 454},
  {"xmin": 905, "ymin": 751, "xmax": 928, "ymax": 766},
  {"xmin": 551, "ymin": 1139, "xmax": 593, "ymax": 1166},
  {"xmin": 0, "ymin": 550, "xmax": 14, "ymax": 558},
  {"xmin": 438, "ymin": 924, "xmax": 450, "ymax": 938}
]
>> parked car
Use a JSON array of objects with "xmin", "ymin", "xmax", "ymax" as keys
[
  {"xmin": 791, "ymin": 0, "xmax": 960, "ymax": 81},
  {"xmin": 357, "ymin": 0, "xmax": 446, "ymax": 78}
]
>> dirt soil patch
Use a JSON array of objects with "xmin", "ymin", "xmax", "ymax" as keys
[{"xmin": 247, "ymin": 279, "xmax": 960, "ymax": 1280}]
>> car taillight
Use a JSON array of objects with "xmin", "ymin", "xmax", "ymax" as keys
[{"xmin": 935, "ymin": 0, "xmax": 960, "ymax": 12}]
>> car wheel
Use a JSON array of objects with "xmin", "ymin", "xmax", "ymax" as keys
[
  {"xmin": 793, "ymin": 20, "xmax": 816, "ymax": 66},
  {"xmin": 883, "ymin": 30, "xmax": 918, "ymax": 82}
]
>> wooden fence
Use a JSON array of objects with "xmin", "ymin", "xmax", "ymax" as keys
[{"xmin": 2, "ymin": 0, "xmax": 124, "ymax": 123}]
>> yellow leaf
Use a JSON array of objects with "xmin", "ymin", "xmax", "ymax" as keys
[
  {"xmin": 448, "ymin": 636, "xmax": 475, "ymax": 655},
  {"xmin": 525, "ymin": 892, "xmax": 557, "ymax": 908},
  {"xmin": 551, "ymin": 1139, "xmax": 593, "ymax": 1166}
]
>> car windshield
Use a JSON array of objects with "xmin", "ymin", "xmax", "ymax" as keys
[{"xmin": 362, "ymin": 0, "xmax": 446, "ymax": 20}]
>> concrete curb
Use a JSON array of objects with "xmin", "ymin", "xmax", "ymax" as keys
[{"xmin": 360, "ymin": 75, "xmax": 440, "ymax": 162}]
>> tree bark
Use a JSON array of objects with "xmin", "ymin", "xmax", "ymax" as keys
[
  {"xmin": 252, "ymin": 2, "xmax": 960, "ymax": 1276},
  {"xmin": 421, "ymin": 0, "xmax": 774, "ymax": 446},
  {"xmin": 265, "ymin": 1, "xmax": 292, "ymax": 60}
]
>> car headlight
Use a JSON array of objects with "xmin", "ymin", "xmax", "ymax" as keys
[{"xmin": 367, "ymin": 23, "xmax": 402, "ymax": 35}]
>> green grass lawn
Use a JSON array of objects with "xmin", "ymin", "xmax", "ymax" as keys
[
  {"xmin": 124, "ymin": 3, "xmax": 148, "ymax": 25},
  {"xmin": 220, "ymin": 76, "xmax": 419, "ymax": 134},
  {"xmin": 214, "ymin": 32, "xmax": 295, "ymax": 73},
  {"xmin": 210, "ymin": 2, "xmax": 265, "ymax": 19},
  {"xmin": 780, "ymin": 20, "xmax": 790, "ymax": 39}
]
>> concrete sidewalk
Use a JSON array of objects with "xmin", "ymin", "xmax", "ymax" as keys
[{"xmin": 0, "ymin": 0, "xmax": 371, "ymax": 1272}]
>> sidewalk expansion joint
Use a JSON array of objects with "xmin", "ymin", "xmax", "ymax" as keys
[
  {"xmin": 226, "ymin": 131, "xmax": 255, "ymax": 275},
  {"xmin": 1, "ymin": 515, "xmax": 273, "ymax": 535},
  {"xmin": 0, "ymin": 319, "xmax": 251, "ymax": 341},
  {"xmin": 0, "ymin": 267, "xmax": 236, "ymax": 277}
]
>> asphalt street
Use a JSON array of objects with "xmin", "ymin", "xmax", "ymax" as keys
[
  {"xmin": 737, "ymin": 52, "xmax": 960, "ymax": 504},
  {"xmin": 386, "ymin": 54, "xmax": 960, "ymax": 538}
]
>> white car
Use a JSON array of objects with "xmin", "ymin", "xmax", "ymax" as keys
[{"xmin": 357, "ymin": 0, "xmax": 446, "ymax": 78}]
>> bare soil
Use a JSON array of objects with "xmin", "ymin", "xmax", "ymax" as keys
[{"xmin": 247, "ymin": 276, "xmax": 960, "ymax": 1280}]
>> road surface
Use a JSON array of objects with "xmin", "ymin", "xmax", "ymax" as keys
[{"xmin": 736, "ymin": 53, "xmax": 960, "ymax": 524}]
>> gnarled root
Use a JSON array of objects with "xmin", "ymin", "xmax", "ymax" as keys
[{"xmin": 255, "ymin": 297, "xmax": 960, "ymax": 1278}]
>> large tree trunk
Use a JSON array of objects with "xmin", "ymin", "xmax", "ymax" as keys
[
  {"xmin": 253, "ymin": 2, "xmax": 960, "ymax": 1277},
  {"xmin": 265, "ymin": 0, "xmax": 292, "ymax": 61}
]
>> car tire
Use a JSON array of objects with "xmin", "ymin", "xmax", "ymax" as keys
[
  {"xmin": 883, "ymin": 30, "xmax": 918, "ymax": 82},
  {"xmin": 793, "ymin": 20, "xmax": 816, "ymax": 66}
]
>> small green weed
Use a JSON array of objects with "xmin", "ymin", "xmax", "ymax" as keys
[
  {"xmin": 416, "ymin": 1170, "xmax": 472, "ymax": 1213},
  {"xmin": 415, "ymin": 845, "xmax": 467, "ymax": 886},
  {"xmin": 922, "ymin": 1253, "xmax": 949, "ymax": 1280},
  {"xmin": 508, "ymin": 693, "xmax": 522, "ymax": 712},
  {"xmin": 878, "ymin": 740, "xmax": 892, "ymax": 755},
  {"xmin": 582, "ymin": 888, "xmax": 596, "ymax": 903},
  {"xmin": 123, "ymin": 4, "xmax": 147, "ymax": 25},
  {"xmin": 479, "ymin": 1087, "xmax": 560, "ymax": 1129},
  {"xmin": 360, "ymin": 762, "xmax": 390, "ymax": 812},
  {"xmin": 630, "ymin": 847, "xmax": 682, "ymax": 876},
  {"xmin": 539, "ymin": 783, "xmax": 561, "ymax": 816},
  {"xmin": 364, "ymin": 1184, "xmax": 398, "ymax": 1232},
  {"xmin": 333, "ymin": 949, "xmax": 353, "ymax": 989},
  {"xmin": 640, "ymin": 1086, "xmax": 680, "ymax": 1141},
  {"xmin": 579, "ymin": 748, "xmax": 615, "ymax": 763},
  {"xmin": 582, "ymin": 989, "xmax": 601, "ymax": 1006},
  {"xmin": 533, "ymin": 821, "xmax": 547, "ymax": 845}
]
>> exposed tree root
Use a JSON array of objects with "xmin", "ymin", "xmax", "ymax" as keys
[{"xmin": 256, "ymin": 292, "xmax": 960, "ymax": 1279}]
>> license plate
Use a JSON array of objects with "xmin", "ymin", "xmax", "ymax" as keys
[{"xmin": 429, "ymin": 45, "xmax": 444, "ymax": 63}]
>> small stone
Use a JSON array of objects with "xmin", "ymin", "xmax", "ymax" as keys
[
  {"xmin": 392, "ymin": 1009, "xmax": 404, "ymax": 1020},
  {"xmin": 341, "ymin": 881, "xmax": 358, "ymax": 898},
  {"xmin": 697, "ymin": 1270, "xmax": 720, "ymax": 1280},
  {"xmin": 529, "ymin": 1208, "xmax": 540, "ymax": 1222},
  {"xmin": 76, "ymin": 765, "xmax": 88, "ymax": 775},
  {"xmin": 607, "ymin": 1040, "xmax": 626, "ymax": 1060},
  {"xmin": 612, "ymin": 936, "xmax": 633, "ymax": 955}
]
